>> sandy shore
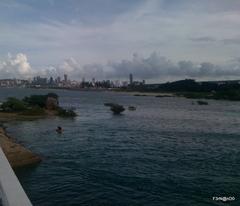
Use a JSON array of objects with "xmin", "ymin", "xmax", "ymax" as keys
[{"xmin": 0, "ymin": 127, "xmax": 41, "ymax": 168}]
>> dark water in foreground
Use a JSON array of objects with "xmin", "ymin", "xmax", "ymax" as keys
[{"xmin": 1, "ymin": 88, "xmax": 240, "ymax": 206}]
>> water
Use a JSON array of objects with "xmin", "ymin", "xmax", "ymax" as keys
[{"xmin": 1, "ymin": 88, "xmax": 240, "ymax": 205}]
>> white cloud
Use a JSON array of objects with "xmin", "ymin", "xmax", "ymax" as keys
[
  {"xmin": 51, "ymin": 52, "xmax": 240, "ymax": 82},
  {"xmin": 2, "ymin": 52, "xmax": 240, "ymax": 82},
  {"xmin": 0, "ymin": 53, "xmax": 33, "ymax": 78},
  {"xmin": 1, "ymin": 0, "xmax": 240, "ymax": 67},
  {"xmin": 1, "ymin": 1, "xmax": 240, "ymax": 81}
]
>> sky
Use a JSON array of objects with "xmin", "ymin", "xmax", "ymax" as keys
[{"xmin": 1, "ymin": 0, "xmax": 240, "ymax": 82}]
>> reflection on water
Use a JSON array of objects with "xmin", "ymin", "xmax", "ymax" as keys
[{"xmin": 1, "ymin": 88, "xmax": 240, "ymax": 206}]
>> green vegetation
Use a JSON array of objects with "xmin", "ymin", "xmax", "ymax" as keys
[
  {"xmin": 211, "ymin": 90, "xmax": 240, "ymax": 101},
  {"xmin": 0, "ymin": 93, "xmax": 77, "ymax": 117},
  {"xmin": 128, "ymin": 79, "xmax": 240, "ymax": 101},
  {"xmin": 23, "ymin": 95, "xmax": 48, "ymax": 108},
  {"xmin": 23, "ymin": 93, "xmax": 59, "ymax": 108},
  {"xmin": 1, "ymin": 97, "xmax": 28, "ymax": 112},
  {"xmin": 20, "ymin": 106, "xmax": 46, "ymax": 116}
]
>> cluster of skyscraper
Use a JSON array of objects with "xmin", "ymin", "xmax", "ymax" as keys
[{"xmin": 0, "ymin": 73, "xmax": 146, "ymax": 89}]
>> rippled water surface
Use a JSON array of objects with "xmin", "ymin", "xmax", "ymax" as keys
[{"xmin": 1, "ymin": 88, "xmax": 240, "ymax": 206}]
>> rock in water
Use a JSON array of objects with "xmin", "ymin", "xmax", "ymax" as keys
[
  {"xmin": 197, "ymin": 100, "xmax": 208, "ymax": 105},
  {"xmin": 128, "ymin": 106, "xmax": 136, "ymax": 111},
  {"xmin": 110, "ymin": 104, "xmax": 125, "ymax": 114},
  {"xmin": 46, "ymin": 97, "xmax": 59, "ymax": 110}
]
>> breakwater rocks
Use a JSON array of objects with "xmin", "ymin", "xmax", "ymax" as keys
[{"xmin": 0, "ymin": 127, "xmax": 41, "ymax": 168}]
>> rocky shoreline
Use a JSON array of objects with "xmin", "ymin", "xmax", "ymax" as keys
[{"xmin": 0, "ymin": 127, "xmax": 41, "ymax": 168}]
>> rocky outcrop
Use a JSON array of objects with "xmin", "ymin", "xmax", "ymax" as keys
[
  {"xmin": 128, "ymin": 106, "xmax": 136, "ymax": 111},
  {"xmin": 104, "ymin": 103, "xmax": 125, "ymax": 114},
  {"xmin": 0, "ymin": 128, "xmax": 41, "ymax": 168},
  {"xmin": 46, "ymin": 97, "xmax": 59, "ymax": 110},
  {"xmin": 110, "ymin": 104, "xmax": 125, "ymax": 114},
  {"xmin": 197, "ymin": 100, "xmax": 208, "ymax": 105}
]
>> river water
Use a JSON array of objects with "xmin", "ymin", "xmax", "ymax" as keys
[{"xmin": 1, "ymin": 88, "xmax": 240, "ymax": 206}]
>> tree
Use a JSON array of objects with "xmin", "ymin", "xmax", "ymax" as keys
[{"xmin": 1, "ymin": 97, "xmax": 27, "ymax": 112}]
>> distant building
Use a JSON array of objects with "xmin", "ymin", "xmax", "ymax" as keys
[
  {"xmin": 129, "ymin": 73, "xmax": 133, "ymax": 85},
  {"xmin": 0, "ymin": 79, "xmax": 28, "ymax": 88},
  {"xmin": 56, "ymin": 76, "xmax": 61, "ymax": 83},
  {"xmin": 32, "ymin": 76, "xmax": 47, "ymax": 85},
  {"xmin": 92, "ymin": 78, "xmax": 96, "ymax": 87},
  {"xmin": 121, "ymin": 81, "xmax": 129, "ymax": 87},
  {"xmin": 64, "ymin": 74, "xmax": 68, "ymax": 82},
  {"xmin": 114, "ymin": 80, "xmax": 120, "ymax": 88},
  {"xmin": 49, "ymin": 77, "xmax": 54, "ymax": 85}
]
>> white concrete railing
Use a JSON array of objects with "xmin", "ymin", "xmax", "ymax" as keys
[{"xmin": 0, "ymin": 147, "xmax": 32, "ymax": 206}]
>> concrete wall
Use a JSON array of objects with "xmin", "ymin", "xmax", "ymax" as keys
[{"xmin": 0, "ymin": 147, "xmax": 32, "ymax": 206}]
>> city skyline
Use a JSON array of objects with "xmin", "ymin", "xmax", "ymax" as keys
[{"xmin": 0, "ymin": 72, "xmax": 146, "ymax": 89}]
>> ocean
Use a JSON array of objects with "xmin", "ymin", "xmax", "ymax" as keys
[{"xmin": 1, "ymin": 88, "xmax": 240, "ymax": 206}]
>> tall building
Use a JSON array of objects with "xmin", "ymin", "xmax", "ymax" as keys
[
  {"xmin": 56, "ymin": 76, "xmax": 61, "ymax": 83},
  {"xmin": 129, "ymin": 73, "xmax": 133, "ymax": 85},
  {"xmin": 64, "ymin": 74, "xmax": 68, "ymax": 82},
  {"xmin": 49, "ymin": 77, "xmax": 54, "ymax": 85}
]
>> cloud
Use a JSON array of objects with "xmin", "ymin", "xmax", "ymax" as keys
[
  {"xmin": 222, "ymin": 37, "xmax": 240, "ymax": 45},
  {"xmin": 1, "ymin": 0, "xmax": 240, "ymax": 67},
  {"xmin": 48, "ymin": 52, "xmax": 240, "ymax": 82},
  {"xmin": 190, "ymin": 36, "xmax": 217, "ymax": 43},
  {"xmin": 0, "ymin": 53, "xmax": 33, "ymax": 78},
  {"xmin": 107, "ymin": 52, "xmax": 175, "ymax": 79},
  {"xmin": 105, "ymin": 53, "xmax": 235, "ymax": 80},
  {"xmin": 2, "ymin": 52, "xmax": 240, "ymax": 82}
]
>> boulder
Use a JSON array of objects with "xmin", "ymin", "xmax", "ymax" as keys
[
  {"xmin": 110, "ymin": 104, "xmax": 125, "ymax": 114},
  {"xmin": 46, "ymin": 97, "xmax": 59, "ymax": 110},
  {"xmin": 197, "ymin": 100, "xmax": 208, "ymax": 105},
  {"xmin": 128, "ymin": 106, "xmax": 136, "ymax": 111}
]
